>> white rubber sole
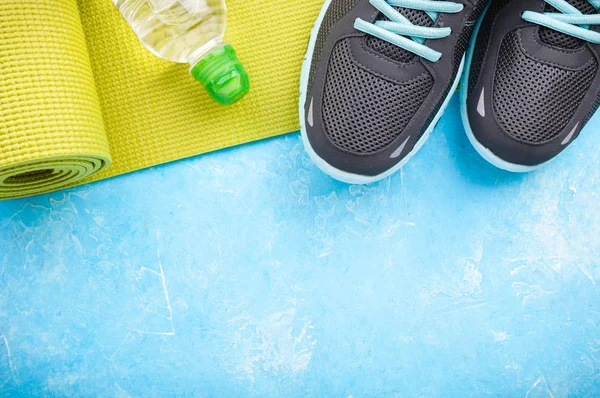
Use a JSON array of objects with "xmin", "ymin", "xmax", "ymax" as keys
[
  {"xmin": 298, "ymin": 0, "xmax": 465, "ymax": 185},
  {"xmin": 459, "ymin": 3, "xmax": 547, "ymax": 173}
]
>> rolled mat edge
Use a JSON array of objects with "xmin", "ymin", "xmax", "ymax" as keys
[{"xmin": 0, "ymin": 0, "xmax": 112, "ymax": 200}]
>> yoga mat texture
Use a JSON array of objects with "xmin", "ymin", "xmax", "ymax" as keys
[{"xmin": 0, "ymin": 0, "xmax": 321, "ymax": 199}]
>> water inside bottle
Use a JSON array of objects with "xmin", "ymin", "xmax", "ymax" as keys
[{"xmin": 114, "ymin": 0, "xmax": 226, "ymax": 63}]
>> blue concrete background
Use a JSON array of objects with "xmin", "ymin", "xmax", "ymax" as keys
[{"xmin": 1, "ymin": 96, "xmax": 600, "ymax": 397}]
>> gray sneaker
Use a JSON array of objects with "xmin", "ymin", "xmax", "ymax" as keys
[
  {"xmin": 461, "ymin": 0, "xmax": 600, "ymax": 172},
  {"xmin": 300, "ymin": 0, "xmax": 488, "ymax": 184}
]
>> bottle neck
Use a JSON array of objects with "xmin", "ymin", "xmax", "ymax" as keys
[{"xmin": 187, "ymin": 39, "xmax": 225, "ymax": 69}]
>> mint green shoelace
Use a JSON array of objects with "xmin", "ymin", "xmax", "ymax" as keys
[
  {"xmin": 354, "ymin": 0, "xmax": 464, "ymax": 63},
  {"xmin": 522, "ymin": 0, "xmax": 600, "ymax": 43}
]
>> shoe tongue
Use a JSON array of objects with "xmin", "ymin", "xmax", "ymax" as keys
[
  {"xmin": 539, "ymin": 0, "xmax": 597, "ymax": 49},
  {"xmin": 365, "ymin": 7, "xmax": 435, "ymax": 63}
]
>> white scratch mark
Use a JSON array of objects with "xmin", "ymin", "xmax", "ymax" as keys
[
  {"xmin": 376, "ymin": 219, "xmax": 415, "ymax": 241},
  {"xmin": 114, "ymin": 382, "xmax": 132, "ymax": 398},
  {"xmin": 526, "ymin": 375, "xmax": 555, "ymax": 398},
  {"xmin": 137, "ymin": 266, "xmax": 161, "ymax": 277},
  {"xmin": 578, "ymin": 262, "xmax": 596, "ymax": 286},
  {"xmin": 317, "ymin": 251, "xmax": 332, "ymax": 258},
  {"xmin": 132, "ymin": 330, "xmax": 176, "ymax": 336},
  {"xmin": 1, "ymin": 333, "xmax": 15, "ymax": 375},
  {"xmin": 129, "ymin": 231, "xmax": 177, "ymax": 338},
  {"xmin": 510, "ymin": 264, "xmax": 531, "ymax": 277},
  {"xmin": 110, "ymin": 330, "xmax": 132, "ymax": 360},
  {"xmin": 434, "ymin": 300, "xmax": 489, "ymax": 315},
  {"xmin": 142, "ymin": 306, "xmax": 174, "ymax": 321},
  {"xmin": 156, "ymin": 231, "xmax": 175, "ymax": 335}
]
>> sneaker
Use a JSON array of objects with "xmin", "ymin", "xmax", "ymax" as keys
[
  {"xmin": 299, "ymin": 0, "xmax": 488, "ymax": 184},
  {"xmin": 461, "ymin": 0, "xmax": 600, "ymax": 172}
]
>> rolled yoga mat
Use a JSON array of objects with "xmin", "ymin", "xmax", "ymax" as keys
[{"xmin": 0, "ymin": 0, "xmax": 322, "ymax": 199}]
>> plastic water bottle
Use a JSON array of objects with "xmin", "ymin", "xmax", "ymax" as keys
[{"xmin": 113, "ymin": 0, "xmax": 250, "ymax": 105}]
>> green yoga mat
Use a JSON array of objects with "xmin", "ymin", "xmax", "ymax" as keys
[{"xmin": 0, "ymin": 0, "xmax": 322, "ymax": 199}]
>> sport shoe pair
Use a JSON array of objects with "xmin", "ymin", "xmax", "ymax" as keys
[{"xmin": 300, "ymin": 0, "xmax": 600, "ymax": 183}]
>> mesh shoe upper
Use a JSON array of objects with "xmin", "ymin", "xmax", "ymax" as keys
[
  {"xmin": 493, "ymin": 30, "xmax": 597, "ymax": 144},
  {"xmin": 305, "ymin": 0, "xmax": 487, "ymax": 162},
  {"xmin": 322, "ymin": 39, "xmax": 434, "ymax": 154},
  {"xmin": 465, "ymin": 0, "xmax": 600, "ymax": 166},
  {"xmin": 316, "ymin": 4, "xmax": 440, "ymax": 156}
]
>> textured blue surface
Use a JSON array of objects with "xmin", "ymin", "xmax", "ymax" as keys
[{"xmin": 1, "ymin": 96, "xmax": 600, "ymax": 397}]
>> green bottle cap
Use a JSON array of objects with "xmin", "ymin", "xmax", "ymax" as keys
[{"xmin": 190, "ymin": 44, "xmax": 250, "ymax": 106}]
